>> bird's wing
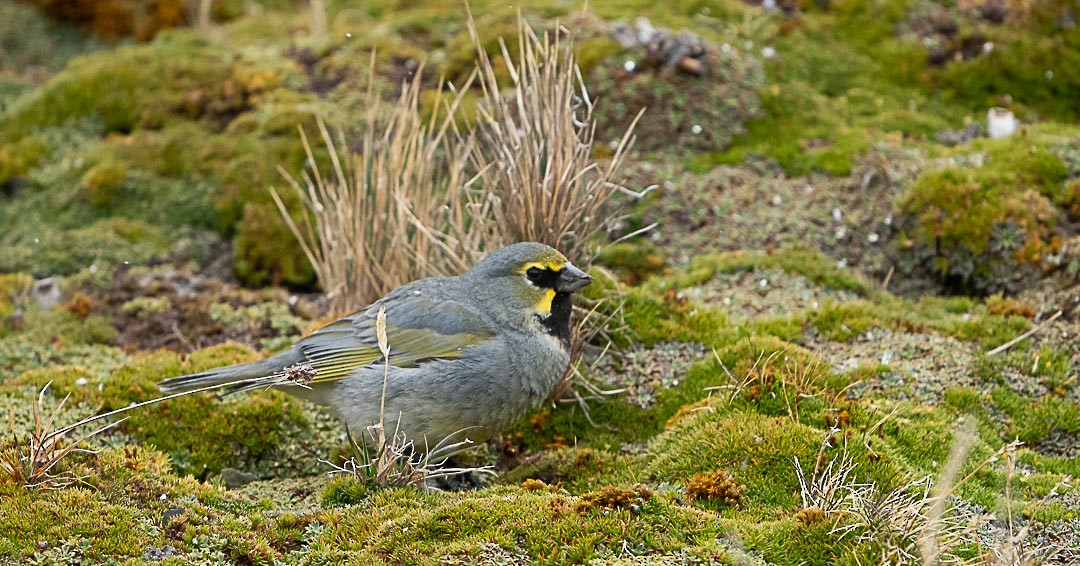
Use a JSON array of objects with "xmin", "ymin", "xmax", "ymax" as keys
[{"xmin": 295, "ymin": 295, "xmax": 494, "ymax": 385}]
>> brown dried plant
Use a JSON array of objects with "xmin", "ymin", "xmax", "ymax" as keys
[
  {"xmin": 270, "ymin": 54, "xmax": 482, "ymax": 313},
  {"xmin": 1, "ymin": 384, "xmax": 124, "ymax": 489},
  {"xmin": 465, "ymin": 11, "xmax": 642, "ymax": 265}
]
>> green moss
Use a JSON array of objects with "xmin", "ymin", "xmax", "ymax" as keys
[
  {"xmin": 935, "ymin": 31, "xmax": 1080, "ymax": 123},
  {"xmin": 0, "ymin": 128, "xmax": 220, "ymax": 277},
  {"xmin": 317, "ymin": 485, "xmax": 732, "ymax": 563},
  {"xmin": 808, "ymin": 300, "xmax": 878, "ymax": 341},
  {"xmin": 15, "ymin": 344, "xmax": 310, "ymax": 478},
  {"xmin": 0, "ymin": 30, "xmax": 274, "ymax": 139},
  {"xmin": 0, "ymin": 217, "xmax": 174, "ymax": 276},
  {"xmin": 744, "ymin": 315, "xmax": 806, "ymax": 343},
  {"xmin": 0, "ymin": 134, "xmax": 50, "ymax": 184},
  {"xmin": 232, "ymin": 203, "xmax": 316, "ymax": 288},
  {"xmin": 938, "ymin": 313, "xmax": 1030, "ymax": 350},
  {"xmin": 320, "ymin": 476, "xmax": 372, "ymax": 507},
  {"xmin": 79, "ymin": 159, "xmax": 127, "ymax": 207},
  {"xmin": 643, "ymin": 412, "xmax": 833, "ymax": 519},
  {"xmin": 990, "ymin": 387, "xmax": 1080, "ymax": 446},
  {"xmin": 737, "ymin": 518, "xmax": 867, "ymax": 565},
  {"xmin": 596, "ymin": 239, "xmax": 668, "ymax": 285},
  {"xmin": 616, "ymin": 286, "xmax": 731, "ymax": 348},
  {"xmin": 501, "ymin": 447, "xmax": 636, "ymax": 494},
  {"xmin": 0, "ymin": 486, "xmax": 154, "ymax": 559},
  {"xmin": 897, "ymin": 130, "xmax": 1074, "ymax": 293},
  {"xmin": 1022, "ymin": 501, "xmax": 1079, "ymax": 524},
  {"xmin": 900, "ymin": 168, "xmax": 1057, "ymax": 271},
  {"xmin": 81, "ymin": 121, "xmax": 316, "ymax": 286},
  {"xmin": 667, "ymin": 248, "xmax": 877, "ymax": 298}
]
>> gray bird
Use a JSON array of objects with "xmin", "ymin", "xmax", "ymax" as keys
[{"xmin": 158, "ymin": 242, "xmax": 592, "ymax": 448}]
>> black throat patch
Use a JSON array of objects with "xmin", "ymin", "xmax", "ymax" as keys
[{"xmin": 538, "ymin": 291, "xmax": 573, "ymax": 348}]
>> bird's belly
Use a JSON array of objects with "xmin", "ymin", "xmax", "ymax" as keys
[{"xmin": 325, "ymin": 339, "xmax": 568, "ymax": 448}]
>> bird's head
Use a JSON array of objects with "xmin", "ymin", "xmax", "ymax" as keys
[{"xmin": 464, "ymin": 242, "xmax": 592, "ymax": 321}]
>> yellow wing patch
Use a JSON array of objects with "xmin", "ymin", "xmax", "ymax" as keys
[{"xmin": 299, "ymin": 323, "xmax": 488, "ymax": 386}]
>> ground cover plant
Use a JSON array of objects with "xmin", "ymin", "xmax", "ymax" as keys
[{"xmin": 1, "ymin": 0, "xmax": 1077, "ymax": 563}]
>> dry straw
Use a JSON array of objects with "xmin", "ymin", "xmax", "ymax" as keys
[
  {"xmin": 274, "ymin": 13, "xmax": 641, "ymax": 315},
  {"xmin": 465, "ymin": 10, "xmax": 642, "ymax": 264},
  {"xmin": 270, "ymin": 53, "xmax": 482, "ymax": 313}
]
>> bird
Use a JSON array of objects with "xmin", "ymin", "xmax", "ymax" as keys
[{"xmin": 158, "ymin": 242, "xmax": 592, "ymax": 450}]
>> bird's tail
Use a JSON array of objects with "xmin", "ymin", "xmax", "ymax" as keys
[{"xmin": 157, "ymin": 350, "xmax": 303, "ymax": 394}]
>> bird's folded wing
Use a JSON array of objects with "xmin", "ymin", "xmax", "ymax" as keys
[{"xmin": 296, "ymin": 296, "xmax": 493, "ymax": 385}]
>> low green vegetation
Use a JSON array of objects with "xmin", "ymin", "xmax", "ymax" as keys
[
  {"xmin": 1, "ymin": 0, "xmax": 1077, "ymax": 562},
  {"xmin": 896, "ymin": 125, "xmax": 1078, "ymax": 293}
]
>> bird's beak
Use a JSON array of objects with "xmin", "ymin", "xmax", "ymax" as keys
[{"xmin": 556, "ymin": 263, "xmax": 592, "ymax": 293}]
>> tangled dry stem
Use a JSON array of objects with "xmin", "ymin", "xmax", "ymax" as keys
[
  {"xmin": 465, "ymin": 10, "xmax": 642, "ymax": 265},
  {"xmin": 274, "ymin": 13, "xmax": 643, "ymax": 317},
  {"xmin": 1, "ymin": 384, "xmax": 123, "ymax": 489},
  {"xmin": 270, "ymin": 53, "xmax": 481, "ymax": 314}
]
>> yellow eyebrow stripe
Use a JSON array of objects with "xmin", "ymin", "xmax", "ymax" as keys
[{"xmin": 520, "ymin": 261, "xmax": 565, "ymax": 273}]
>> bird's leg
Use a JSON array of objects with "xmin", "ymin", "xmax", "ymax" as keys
[{"xmin": 432, "ymin": 457, "xmax": 486, "ymax": 492}]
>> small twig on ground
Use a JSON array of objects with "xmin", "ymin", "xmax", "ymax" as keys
[
  {"xmin": 986, "ymin": 310, "xmax": 1062, "ymax": 356},
  {"xmin": 881, "ymin": 265, "xmax": 894, "ymax": 290},
  {"xmin": 170, "ymin": 322, "xmax": 196, "ymax": 353}
]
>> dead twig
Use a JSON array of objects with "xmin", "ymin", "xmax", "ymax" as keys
[{"xmin": 986, "ymin": 310, "xmax": 1062, "ymax": 356}]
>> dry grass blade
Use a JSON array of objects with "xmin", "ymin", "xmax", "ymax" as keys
[
  {"xmin": 465, "ymin": 10, "xmax": 641, "ymax": 265},
  {"xmin": 271, "ymin": 54, "xmax": 481, "ymax": 313},
  {"xmin": 919, "ymin": 419, "xmax": 977, "ymax": 564},
  {"xmin": 320, "ymin": 423, "xmax": 494, "ymax": 491},
  {"xmin": 1, "ymin": 383, "xmax": 125, "ymax": 489},
  {"xmin": 795, "ymin": 442, "xmax": 861, "ymax": 517}
]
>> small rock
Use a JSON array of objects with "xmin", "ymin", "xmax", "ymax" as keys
[
  {"xmin": 143, "ymin": 545, "xmax": 180, "ymax": 561},
  {"xmin": 31, "ymin": 278, "xmax": 61, "ymax": 310},
  {"xmin": 936, "ymin": 121, "xmax": 983, "ymax": 146},
  {"xmin": 162, "ymin": 508, "xmax": 185, "ymax": 524},
  {"xmin": 987, "ymin": 107, "xmax": 1018, "ymax": 139},
  {"xmin": 220, "ymin": 467, "xmax": 259, "ymax": 489}
]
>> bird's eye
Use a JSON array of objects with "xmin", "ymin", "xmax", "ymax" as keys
[{"xmin": 526, "ymin": 267, "xmax": 542, "ymax": 281}]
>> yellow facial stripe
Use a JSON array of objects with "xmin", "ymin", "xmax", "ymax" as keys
[
  {"xmin": 536, "ymin": 288, "xmax": 556, "ymax": 315},
  {"xmin": 520, "ymin": 261, "xmax": 565, "ymax": 273}
]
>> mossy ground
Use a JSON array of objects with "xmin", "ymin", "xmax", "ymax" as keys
[{"xmin": 2, "ymin": 0, "xmax": 1079, "ymax": 563}]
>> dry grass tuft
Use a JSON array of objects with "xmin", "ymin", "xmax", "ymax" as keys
[
  {"xmin": 320, "ymin": 421, "xmax": 491, "ymax": 491},
  {"xmin": 810, "ymin": 422, "xmax": 1059, "ymax": 564},
  {"xmin": 275, "ymin": 13, "xmax": 643, "ymax": 315},
  {"xmin": 271, "ymin": 55, "xmax": 481, "ymax": 313},
  {"xmin": 465, "ymin": 11, "xmax": 642, "ymax": 265},
  {"xmin": 795, "ymin": 444, "xmax": 859, "ymax": 518},
  {"xmin": 1, "ymin": 383, "xmax": 123, "ymax": 489}
]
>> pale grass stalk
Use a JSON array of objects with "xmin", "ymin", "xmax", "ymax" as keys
[
  {"xmin": 309, "ymin": 0, "xmax": 327, "ymax": 37},
  {"xmin": 795, "ymin": 441, "xmax": 861, "ymax": 517},
  {"xmin": 270, "ymin": 55, "xmax": 480, "ymax": 313},
  {"xmin": 465, "ymin": 10, "xmax": 642, "ymax": 265},
  {"xmin": 919, "ymin": 419, "xmax": 977, "ymax": 564},
  {"xmin": 1, "ymin": 364, "xmax": 327, "ymax": 489},
  {"xmin": 196, "ymin": 0, "xmax": 212, "ymax": 33}
]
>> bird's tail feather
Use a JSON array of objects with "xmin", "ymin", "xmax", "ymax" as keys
[{"xmin": 157, "ymin": 351, "xmax": 302, "ymax": 394}]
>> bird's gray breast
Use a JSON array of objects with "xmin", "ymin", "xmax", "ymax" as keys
[{"xmin": 327, "ymin": 326, "xmax": 569, "ymax": 444}]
